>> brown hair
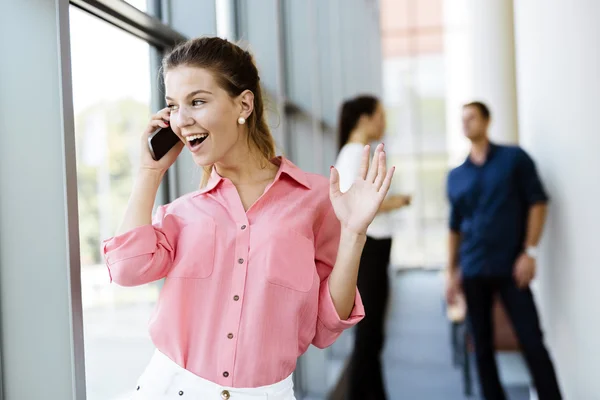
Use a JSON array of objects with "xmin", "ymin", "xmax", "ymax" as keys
[
  {"xmin": 463, "ymin": 101, "xmax": 491, "ymax": 120},
  {"xmin": 337, "ymin": 95, "xmax": 379, "ymax": 151},
  {"xmin": 162, "ymin": 37, "xmax": 276, "ymax": 187}
]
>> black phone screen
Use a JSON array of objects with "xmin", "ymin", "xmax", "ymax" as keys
[{"xmin": 148, "ymin": 126, "xmax": 180, "ymax": 161}]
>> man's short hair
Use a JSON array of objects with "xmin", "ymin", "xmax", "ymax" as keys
[{"xmin": 463, "ymin": 101, "xmax": 491, "ymax": 120}]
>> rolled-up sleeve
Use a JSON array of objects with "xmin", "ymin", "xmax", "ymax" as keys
[
  {"xmin": 102, "ymin": 205, "xmax": 176, "ymax": 286},
  {"xmin": 447, "ymin": 173, "xmax": 462, "ymax": 232},
  {"xmin": 312, "ymin": 205, "xmax": 365, "ymax": 349},
  {"xmin": 449, "ymin": 204, "xmax": 462, "ymax": 233},
  {"xmin": 516, "ymin": 148, "xmax": 549, "ymax": 206}
]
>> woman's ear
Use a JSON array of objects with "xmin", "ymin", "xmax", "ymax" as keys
[{"xmin": 238, "ymin": 90, "xmax": 255, "ymax": 120}]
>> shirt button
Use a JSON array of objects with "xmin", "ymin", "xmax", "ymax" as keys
[
  {"xmin": 241, "ymin": 224, "xmax": 247, "ymax": 230},
  {"xmin": 233, "ymin": 295, "xmax": 240, "ymax": 301},
  {"xmin": 223, "ymin": 371, "xmax": 229, "ymax": 378},
  {"xmin": 227, "ymin": 333, "xmax": 234, "ymax": 339},
  {"xmin": 221, "ymin": 390, "xmax": 231, "ymax": 399},
  {"xmin": 238, "ymin": 258, "xmax": 244, "ymax": 264}
]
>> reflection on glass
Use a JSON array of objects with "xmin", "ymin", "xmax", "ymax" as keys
[
  {"xmin": 122, "ymin": 0, "xmax": 148, "ymax": 13},
  {"xmin": 69, "ymin": 6, "xmax": 157, "ymax": 400}
]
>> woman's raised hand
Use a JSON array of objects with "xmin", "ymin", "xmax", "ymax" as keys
[{"xmin": 329, "ymin": 143, "xmax": 395, "ymax": 235}]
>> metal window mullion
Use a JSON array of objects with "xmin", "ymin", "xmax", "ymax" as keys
[
  {"xmin": 275, "ymin": 0, "xmax": 290, "ymax": 156},
  {"xmin": 308, "ymin": 0, "xmax": 324, "ymax": 174},
  {"xmin": 70, "ymin": 0, "xmax": 186, "ymax": 48}
]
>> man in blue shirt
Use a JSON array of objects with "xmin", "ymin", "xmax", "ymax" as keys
[{"xmin": 446, "ymin": 102, "xmax": 562, "ymax": 400}]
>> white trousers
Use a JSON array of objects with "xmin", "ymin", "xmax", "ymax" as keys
[{"xmin": 131, "ymin": 350, "xmax": 296, "ymax": 400}]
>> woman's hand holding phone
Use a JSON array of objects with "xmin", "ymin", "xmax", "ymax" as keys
[
  {"xmin": 140, "ymin": 107, "xmax": 184, "ymax": 174},
  {"xmin": 116, "ymin": 108, "xmax": 184, "ymax": 236}
]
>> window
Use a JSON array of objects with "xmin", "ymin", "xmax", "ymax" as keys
[
  {"xmin": 282, "ymin": 1, "xmax": 313, "ymax": 112},
  {"xmin": 381, "ymin": 0, "xmax": 448, "ymax": 268},
  {"xmin": 69, "ymin": 6, "xmax": 159, "ymax": 399}
]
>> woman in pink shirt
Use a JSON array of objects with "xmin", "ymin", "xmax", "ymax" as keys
[{"xmin": 103, "ymin": 37, "xmax": 395, "ymax": 400}]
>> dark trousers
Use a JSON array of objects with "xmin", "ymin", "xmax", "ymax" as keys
[
  {"xmin": 347, "ymin": 236, "xmax": 392, "ymax": 400},
  {"xmin": 462, "ymin": 277, "xmax": 562, "ymax": 400}
]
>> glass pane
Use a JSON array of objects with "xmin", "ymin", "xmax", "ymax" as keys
[
  {"xmin": 282, "ymin": 1, "xmax": 313, "ymax": 112},
  {"xmin": 382, "ymin": 0, "xmax": 448, "ymax": 270},
  {"xmin": 69, "ymin": 6, "xmax": 158, "ymax": 400},
  {"xmin": 287, "ymin": 113, "xmax": 316, "ymax": 173}
]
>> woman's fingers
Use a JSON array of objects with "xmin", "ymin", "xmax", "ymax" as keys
[
  {"xmin": 358, "ymin": 145, "xmax": 370, "ymax": 180},
  {"xmin": 379, "ymin": 166, "xmax": 395, "ymax": 196},
  {"xmin": 374, "ymin": 151, "xmax": 387, "ymax": 189},
  {"xmin": 142, "ymin": 108, "xmax": 173, "ymax": 140},
  {"xmin": 151, "ymin": 108, "xmax": 171, "ymax": 126},
  {"xmin": 158, "ymin": 107, "xmax": 171, "ymax": 119},
  {"xmin": 145, "ymin": 118, "xmax": 168, "ymax": 134},
  {"xmin": 366, "ymin": 143, "xmax": 384, "ymax": 183}
]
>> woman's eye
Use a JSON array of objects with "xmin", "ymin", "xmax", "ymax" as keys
[
  {"xmin": 192, "ymin": 99, "xmax": 205, "ymax": 106},
  {"xmin": 167, "ymin": 104, "xmax": 178, "ymax": 111}
]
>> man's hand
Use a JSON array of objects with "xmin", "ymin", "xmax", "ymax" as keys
[
  {"xmin": 513, "ymin": 253, "xmax": 536, "ymax": 288},
  {"xmin": 445, "ymin": 268, "xmax": 462, "ymax": 305},
  {"xmin": 389, "ymin": 194, "xmax": 412, "ymax": 208},
  {"xmin": 379, "ymin": 194, "xmax": 412, "ymax": 212}
]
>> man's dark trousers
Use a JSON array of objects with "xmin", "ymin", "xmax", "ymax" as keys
[{"xmin": 462, "ymin": 276, "xmax": 562, "ymax": 400}]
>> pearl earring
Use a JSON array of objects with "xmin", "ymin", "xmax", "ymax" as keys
[{"xmin": 237, "ymin": 117, "xmax": 246, "ymax": 125}]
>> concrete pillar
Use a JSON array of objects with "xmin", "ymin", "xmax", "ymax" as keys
[
  {"xmin": 0, "ymin": 1, "xmax": 86, "ymax": 398},
  {"xmin": 443, "ymin": 0, "xmax": 519, "ymax": 166}
]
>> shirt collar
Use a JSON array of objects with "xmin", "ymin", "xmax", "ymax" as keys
[
  {"xmin": 195, "ymin": 168, "xmax": 224, "ymax": 195},
  {"xmin": 193, "ymin": 155, "xmax": 311, "ymax": 196},
  {"xmin": 273, "ymin": 156, "xmax": 312, "ymax": 189},
  {"xmin": 465, "ymin": 141, "xmax": 498, "ymax": 166}
]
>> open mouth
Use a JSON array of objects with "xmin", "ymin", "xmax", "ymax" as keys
[{"xmin": 186, "ymin": 133, "xmax": 208, "ymax": 149}]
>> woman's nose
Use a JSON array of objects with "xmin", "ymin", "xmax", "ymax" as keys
[{"xmin": 175, "ymin": 108, "xmax": 194, "ymax": 129}]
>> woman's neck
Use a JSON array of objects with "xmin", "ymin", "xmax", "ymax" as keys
[
  {"xmin": 347, "ymin": 129, "xmax": 371, "ymax": 146},
  {"xmin": 214, "ymin": 144, "xmax": 277, "ymax": 186}
]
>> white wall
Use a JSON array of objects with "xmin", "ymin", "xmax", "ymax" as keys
[
  {"xmin": 443, "ymin": 0, "xmax": 519, "ymax": 168},
  {"xmin": 513, "ymin": 1, "xmax": 600, "ymax": 398}
]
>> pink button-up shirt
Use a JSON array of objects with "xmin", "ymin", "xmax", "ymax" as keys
[{"xmin": 102, "ymin": 157, "xmax": 364, "ymax": 388}]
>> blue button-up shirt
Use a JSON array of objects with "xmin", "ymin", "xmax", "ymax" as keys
[{"xmin": 446, "ymin": 143, "xmax": 549, "ymax": 277}]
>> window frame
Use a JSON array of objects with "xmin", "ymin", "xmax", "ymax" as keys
[
  {"xmin": 70, "ymin": 0, "xmax": 186, "ymax": 48},
  {"xmin": 66, "ymin": 1, "xmax": 187, "ymax": 397}
]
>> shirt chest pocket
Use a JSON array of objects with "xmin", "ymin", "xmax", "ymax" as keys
[
  {"xmin": 264, "ymin": 230, "xmax": 316, "ymax": 293},
  {"xmin": 169, "ymin": 217, "xmax": 216, "ymax": 279}
]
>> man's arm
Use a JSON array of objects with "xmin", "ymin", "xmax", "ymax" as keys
[
  {"xmin": 524, "ymin": 203, "xmax": 548, "ymax": 248},
  {"xmin": 445, "ymin": 230, "xmax": 462, "ymax": 304},
  {"xmin": 514, "ymin": 148, "xmax": 550, "ymax": 287},
  {"xmin": 516, "ymin": 148, "xmax": 550, "ymax": 250},
  {"xmin": 446, "ymin": 171, "xmax": 462, "ymax": 274},
  {"xmin": 448, "ymin": 230, "xmax": 462, "ymax": 273},
  {"xmin": 378, "ymin": 194, "xmax": 411, "ymax": 213},
  {"xmin": 446, "ymin": 171, "xmax": 463, "ymax": 302}
]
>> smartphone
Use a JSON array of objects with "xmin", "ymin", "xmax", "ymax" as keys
[{"xmin": 148, "ymin": 125, "xmax": 180, "ymax": 161}]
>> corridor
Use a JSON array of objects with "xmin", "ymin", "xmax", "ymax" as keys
[{"xmin": 326, "ymin": 270, "xmax": 531, "ymax": 400}]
